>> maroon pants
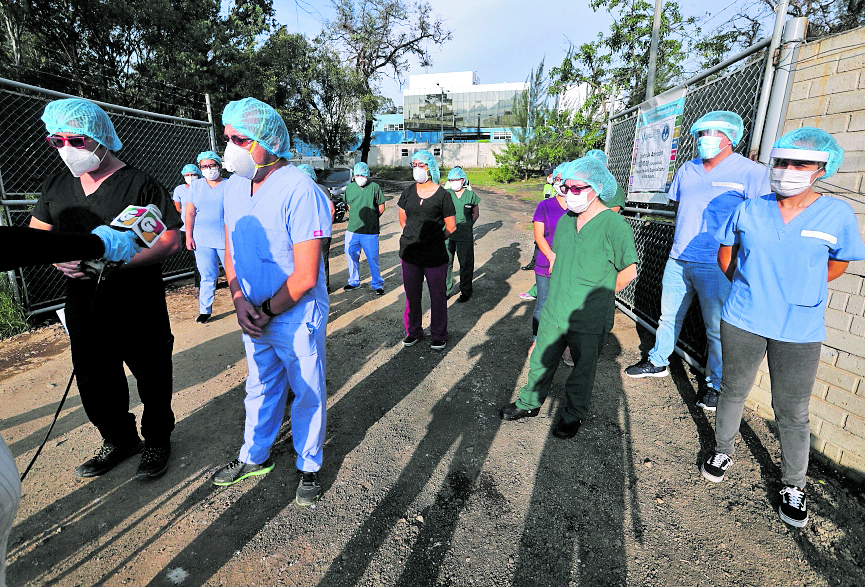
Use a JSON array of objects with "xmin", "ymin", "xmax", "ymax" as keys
[{"xmin": 401, "ymin": 259, "xmax": 448, "ymax": 341}]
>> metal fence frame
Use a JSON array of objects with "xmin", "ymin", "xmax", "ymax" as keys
[{"xmin": 0, "ymin": 78, "xmax": 216, "ymax": 316}]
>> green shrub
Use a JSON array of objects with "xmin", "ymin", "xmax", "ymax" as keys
[{"xmin": 0, "ymin": 278, "xmax": 28, "ymax": 339}]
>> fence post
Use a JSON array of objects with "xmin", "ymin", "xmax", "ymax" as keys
[
  {"xmin": 748, "ymin": 0, "xmax": 789, "ymax": 159},
  {"xmin": 758, "ymin": 17, "xmax": 808, "ymax": 162},
  {"xmin": 205, "ymin": 93, "xmax": 217, "ymax": 153}
]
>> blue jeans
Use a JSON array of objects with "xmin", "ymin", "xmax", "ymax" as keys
[
  {"xmin": 345, "ymin": 231, "xmax": 383, "ymax": 289},
  {"xmin": 532, "ymin": 274, "xmax": 551, "ymax": 339},
  {"xmin": 648, "ymin": 258, "xmax": 731, "ymax": 388},
  {"xmin": 194, "ymin": 246, "xmax": 226, "ymax": 314}
]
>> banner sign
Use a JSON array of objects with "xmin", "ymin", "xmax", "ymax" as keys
[{"xmin": 627, "ymin": 87, "xmax": 687, "ymax": 203}]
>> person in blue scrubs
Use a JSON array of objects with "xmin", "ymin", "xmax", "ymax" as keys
[
  {"xmin": 212, "ymin": 98, "xmax": 332, "ymax": 507},
  {"xmin": 700, "ymin": 128, "xmax": 865, "ymax": 528},
  {"xmin": 625, "ymin": 111, "xmax": 770, "ymax": 412},
  {"xmin": 185, "ymin": 151, "xmax": 227, "ymax": 323},
  {"xmin": 173, "ymin": 164, "xmax": 201, "ymax": 287}
]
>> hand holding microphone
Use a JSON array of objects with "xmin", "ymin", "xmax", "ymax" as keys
[
  {"xmin": 90, "ymin": 226, "xmax": 141, "ymax": 263},
  {"xmin": 79, "ymin": 205, "xmax": 167, "ymax": 280}
]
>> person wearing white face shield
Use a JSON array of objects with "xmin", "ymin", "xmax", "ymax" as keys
[
  {"xmin": 342, "ymin": 162, "xmax": 386, "ymax": 295},
  {"xmin": 624, "ymin": 110, "xmax": 769, "ymax": 413},
  {"xmin": 29, "ymin": 98, "xmax": 183, "ymax": 481},
  {"xmin": 185, "ymin": 150, "xmax": 227, "ymax": 323},
  {"xmin": 700, "ymin": 127, "xmax": 865, "ymax": 528}
]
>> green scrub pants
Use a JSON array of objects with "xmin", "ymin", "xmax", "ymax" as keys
[
  {"xmin": 516, "ymin": 321, "xmax": 606, "ymax": 424},
  {"xmin": 446, "ymin": 238, "xmax": 474, "ymax": 297}
]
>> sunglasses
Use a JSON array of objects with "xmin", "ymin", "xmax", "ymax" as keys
[
  {"xmin": 223, "ymin": 134, "xmax": 254, "ymax": 147},
  {"xmin": 46, "ymin": 135, "xmax": 89, "ymax": 149},
  {"xmin": 199, "ymin": 163, "xmax": 220, "ymax": 170},
  {"xmin": 561, "ymin": 184, "xmax": 593, "ymax": 195}
]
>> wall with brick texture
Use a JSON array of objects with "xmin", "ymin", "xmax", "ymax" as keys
[{"xmin": 748, "ymin": 25, "xmax": 865, "ymax": 482}]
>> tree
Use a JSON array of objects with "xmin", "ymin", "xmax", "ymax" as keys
[
  {"xmin": 325, "ymin": 0, "xmax": 452, "ymax": 163},
  {"xmin": 494, "ymin": 59, "xmax": 550, "ymax": 181}
]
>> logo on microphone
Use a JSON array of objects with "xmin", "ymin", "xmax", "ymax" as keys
[{"xmin": 111, "ymin": 205, "xmax": 166, "ymax": 246}]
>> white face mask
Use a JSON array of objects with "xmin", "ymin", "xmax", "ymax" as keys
[
  {"xmin": 448, "ymin": 180, "xmax": 464, "ymax": 191},
  {"xmin": 770, "ymin": 167, "xmax": 819, "ymax": 197},
  {"xmin": 696, "ymin": 136, "xmax": 724, "ymax": 160},
  {"xmin": 547, "ymin": 176, "xmax": 554, "ymax": 184},
  {"xmin": 413, "ymin": 167, "xmax": 429, "ymax": 184},
  {"xmin": 565, "ymin": 186, "xmax": 597, "ymax": 213},
  {"xmin": 223, "ymin": 141, "xmax": 277, "ymax": 180},
  {"xmin": 554, "ymin": 182, "xmax": 566, "ymax": 197},
  {"xmin": 59, "ymin": 144, "xmax": 105, "ymax": 177},
  {"xmin": 201, "ymin": 167, "xmax": 220, "ymax": 181},
  {"xmin": 355, "ymin": 176, "xmax": 368, "ymax": 187},
  {"xmin": 184, "ymin": 175, "xmax": 198, "ymax": 185}
]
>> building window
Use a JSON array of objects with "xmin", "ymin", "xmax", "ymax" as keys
[
  {"xmin": 493, "ymin": 131, "xmax": 512, "ymax": 141},
  {"xmin": 384, "ymin": 123, "xmax": 404, "ymax": 131},
  {"xmin": 433, "ymin": 148, "xmax": 441, "ymax": 156},
  {"xmin": 401, "ymin": 148, "xmax": 409, "ymax": 157}
]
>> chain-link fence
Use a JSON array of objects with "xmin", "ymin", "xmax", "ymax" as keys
[
  {"xmin": 610, "ymin": 51, "xmax": 768, "ymax": 367},
  {"xmin": 0, "ymin": 79, "xmax": 214, "ymax": 315}
]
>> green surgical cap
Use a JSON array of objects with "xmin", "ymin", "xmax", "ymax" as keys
[
  {"xmin": 197, "ymin": 150, "xmax": 222, "ymax": 164},
  {"xmin": 222, "ymin": 98, "xmax": 291, "ymax": 158},
  {"xmin": 689, "ymin": 110, "xmax": 744, "ymax": 146},
  {"xmin": 447, "ymin": 167, "xmax": 467, "ymax": 181},
  {"xmin": 41, "ymin": 98, "xmax": 122, "ymax": 151},
  {"xmin": 181, "ymin": 164, "xmax": 201, "ymax": 176},
  {"xmin": 584, "ymin": 149, "xmax": 608, "ymax": 166},
  {"xmin": 353, "ymin": 162, "xmax": 370, "ymax": 177},
  {"xmin": 563, "ymin": 157, "xmax": 617, "ymax": 202},
  {"xmin": 411, "ymin": 150, "xmax": 440, "ymax": 184},
  {"xmin": 773, "ymin": 127, "xmax": 844, "ymax": 179},
  {"xmin": 296, "ymin": 163, "xmax": 318, "ymax": 182}
]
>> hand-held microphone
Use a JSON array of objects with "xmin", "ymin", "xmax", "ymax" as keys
[{"xmin": 79, "ymin": 205, "xmax": 167, "ymax": 280}]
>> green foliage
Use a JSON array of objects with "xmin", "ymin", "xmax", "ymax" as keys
[{"xmin": 0, "ymin": 279, "xmax": 27, "ymax": 339}]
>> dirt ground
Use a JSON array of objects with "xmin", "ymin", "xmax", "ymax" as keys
[{"xmin": 2, "ymin": 183, "xmax": 864, "ymax": 587}]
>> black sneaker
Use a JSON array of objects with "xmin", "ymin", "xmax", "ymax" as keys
[
  {"xmin": 521, "ymin": 262, "xmax": 535, "ymax": 271},
  {"xmin": 697, "ymin": 387, "xmax": 720, "ymax": 411},
  {"xmin": 343, "ymin": 284, "xmax": 359, "ymax": 291},
  {"xmin": 701, "ymin": 452, "xmax": 733, "ymax": 483},
  {"xmin": 624, "ymin": 359, "xmax": 669, "ymax": 379},
  {"xmin": 296, "ymin": 470, "xmax": 321, "ymax": 506},
  {"xmin": 196, "ymin": 313, "xmax": 211, "ymax": 324},
  {"xmin": 430, "ymin": 339, "xmax": 446, "ymax": 350},
  {"xmin": 374, "ymin": 288, "xmax": 385, "ymax": 296},
  {"xmin": 778, "ymin": 485, "xmax": 808, "ymax": 527},
  {"xmin": 402, "ymin": 335, "xmax": 421, "ymax": 347},
  {"xmin": 212, "ymin": 458, "xmax": 274, "ymax": 486},
  {"xmin": 136, "ymin": 445, "xmax": 171, "ymax": 480},
  {"xmin": 457, "ymin": 293, "xmax": 471, "ymax": 303},
  {"xmin": 74, "ymin": 440, "xmax": 143, "ymax": 478}
]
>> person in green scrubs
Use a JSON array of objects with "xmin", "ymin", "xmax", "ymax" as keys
[
  {"xmin": 500, "ymin": 157, "xmax": 638, "ymax": 438},
  {"xmin": 444, "ymin": 167, "xmax": 480, "ymax": 302},
  {"xmin": 585, "ymin": 149, "xmax": 626, "ymax": 211}
]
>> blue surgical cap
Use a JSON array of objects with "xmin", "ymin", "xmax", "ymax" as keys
[
  {"xmin": 584, "ymin": 149, "xmax": 608, "ymax": 166},
  {"xmin": 690, "ymin": 111, "xmax": 744, "ymax": 146},
  {"xmin": 222, "ymin": 98, "xmax": 291, "ymax": 158},
  {"xmin": 553, "ymin": 163, "xmax": 568, "ymax": 180},
  {"xmin": 773, "ymin": 127, "xmax": 844, "ymax": 179},
  {"xmin": 296, "ymin": 163, "xmax": 318, "ymax": 182},
  {"xmin": 181, "ymin": 164, "xmax": 201, "ymax": 176},
  {"xmin": 563, "ymin": 157, "xmax": 617, "ymax": 202},
  {"xmin": 41, "ymin": 98, "xmax": 122, "ymax": 151},
  {"xmin": 447, "ymin": 167, "xmax": 467, "ymax": 181},
  {"xmin": 411, "ymin": 150, "xmax": 440, "ymax": 184},
  {"xmin": 197, "ymin": 150, "xmax": 222, "ymax": 165},
  {"xmin": 353, "ymin": 162, "xmax": 370, "ymax": 177}
]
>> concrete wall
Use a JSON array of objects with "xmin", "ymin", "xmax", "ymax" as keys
[
  {"xmin": 749, "ymin": 25, "xmax": 865, "ymax": 482},
  {"xmin": 366, "ymin": 142, "xmax": 509, "ymax": 169}
]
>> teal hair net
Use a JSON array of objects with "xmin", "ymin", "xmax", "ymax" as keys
[
  {"xmin": 689, "ymin": 110, "xmax": 744, "ymax": 146},
  {"xmin": 197, "ymin": 150, "xmax": 222, "ymax": 164},
  {"xmin": 222, "ymin": 98, "xmax": 291, "ymax": 158},
  {"xmin": 41, "ymin": 98, "xmax": 122, "ymax": 151},
  {"xmin": 447, "ymin": 167, "xmax": 467, "ymax": 181},
  {"xmin": 296, "ymin": 163, "xmax": 318, "ymax": 182},
  {"xmin": 563, "ymin": 157, "xmax": 617, "ymax": 202},
  {"xmin": 584, "ymin": 149, "xmax": 608, "ymax": 166},
  {"xmin": 773, "ymin": 127, "xmax": 844, "ymax": 179},
  {"xmin": 181, "ymin": 164, "xmax": 201, "ymax": 176},
  {"xmin": 552, "ymin": 162, "xmax": 569, "ymax": 180},
  {"xmin": 411, "ymin": 150, "xmax": 440, "ymax": 184},
  {"xmin": 353, "ymin": 162, "xmax": 370, "ymax": 177}
]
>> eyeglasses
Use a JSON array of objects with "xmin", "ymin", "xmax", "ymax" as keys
[
  {"xmin": 410, "ymin": 162, "xmax": 428, "ymax": 169},
  {"xmin": 46, "ymin": 135, "xmax": 89, "ymax": 149},
  {"xmin": 561, "ymin": 184, "xmax": 593, "ymax": 195},
  {"xmin": 223, "ymin": 134, "xmax": 254, "ymax": 147},
  {"xmin": 199, "ymin": 164, "xmax": 220, "ymax": 170}
]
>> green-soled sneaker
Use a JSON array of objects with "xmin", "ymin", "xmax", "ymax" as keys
[{"xmin": 212, "ymin": 458, "xmax": 274, "ymax": 486}]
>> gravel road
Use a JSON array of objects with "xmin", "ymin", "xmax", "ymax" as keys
[{"xmin": 1, "ymin": 182, "xmax": 864, "ymax": 587}]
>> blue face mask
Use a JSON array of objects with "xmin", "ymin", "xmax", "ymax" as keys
[{"xmin": 697, "ymin": 136, "xmax": 724, "ymax": 160}]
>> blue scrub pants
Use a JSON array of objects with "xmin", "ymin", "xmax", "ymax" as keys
[
  {"xmin": 0, "ymin": 437, "xmax": 20, "ymax": 587},
  {"xmin": 648, "ymin": 258, "xmax": 730, "ymax": 388},
  {"xmin": 345, "ymin": 231, "xmax": 384, "ymax": 290},
  {"xmin": 194, "ymin": 246, "xmax": 226, "ymax": 314},
  {"xmin": 532, "ymin": 274, "xmax": 551, "ymax": 339},
  {"xmin": 239, "ymin": 319, "xmax": 327, "ymax": 473}
]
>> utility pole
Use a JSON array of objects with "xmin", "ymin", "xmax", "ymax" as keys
[
  {"xmin": 436, "ymin": 83, "xmax": 447, "ymax": 166},
  {"xmin": 645, "ymin": 0, "xmax": 664, "ymax": 100}
]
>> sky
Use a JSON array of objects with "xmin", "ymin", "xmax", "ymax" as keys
[{"xmin": 272, "ymin": 0, "xmax": 772, "ymax": 103}]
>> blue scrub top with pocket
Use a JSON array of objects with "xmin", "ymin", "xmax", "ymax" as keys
[
  {"xmin": 716, "ymin": 194, "xmax": 865, "ymax": 342},
  {"xmin": 189, "ymin": 178, "xmax": 227, "ymax": 249}
]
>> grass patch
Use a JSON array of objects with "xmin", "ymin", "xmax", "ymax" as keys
[
  {"xmin": 0, "ymin": 278, "xmax": 28, "ymax": 339},
  {"xmin": 370, "ymin": 165, "xmax": 548, "ymax": 203}
]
